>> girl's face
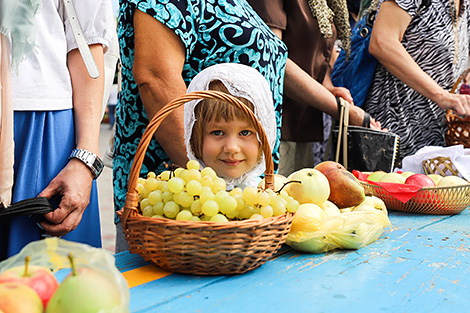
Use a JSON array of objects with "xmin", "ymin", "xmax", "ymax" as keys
[{"xmin": 202, "ymin": 117, "xmax": 260, "ymax": 180}]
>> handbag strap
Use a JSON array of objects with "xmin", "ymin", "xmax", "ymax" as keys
[
  {"xmin": 324, "ymin": 97, "xmax": 349, "ymax": 168},
  {"xmin": 61, "ymin": 0, "xmax": 100, "ymax": 79}
]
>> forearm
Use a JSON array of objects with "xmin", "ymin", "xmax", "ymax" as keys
[{"xmin": 68, "ymin": 45, "xmax": 104, "ymax": 156}]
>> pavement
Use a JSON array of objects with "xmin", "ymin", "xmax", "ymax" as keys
[{"xmin": 97, "ymin": 123, "xmax": 116, "ymax": 253}]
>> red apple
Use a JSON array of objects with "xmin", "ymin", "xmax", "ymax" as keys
[
  {"xmin": 405, "ymin": 173, "xmax": 436, "ymax": 188},
  {"xmin": 0, "ymin": 282, "xmax": 43, "ymax": 313},
  {"xmin": 0, "ymin": 256, "xmax": 59, "ymax": 309}
]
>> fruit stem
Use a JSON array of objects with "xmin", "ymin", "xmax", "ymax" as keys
[
  {"xmin": 68, "ymin": 253, "xmax": 77, "ymax": 276},
  {"xmin": 23, "ymin": 255, "xmax": 31, "ymax": 277},
  {"xmin": 277, "ymin": 180, "xmax": 301, "ymax": 193}
]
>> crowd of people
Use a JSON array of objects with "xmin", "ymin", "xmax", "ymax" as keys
[{"xmin": 1, "ymin": 0, "xmax": 470, "ymax": 258}]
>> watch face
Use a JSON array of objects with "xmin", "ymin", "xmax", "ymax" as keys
[{"xmin": 93, "ymin": 158, "xmax": 104, "ymax": 177}]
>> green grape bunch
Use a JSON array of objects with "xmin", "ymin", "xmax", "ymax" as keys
[{"xmin": 136, "ymin": 160, "xmax": 299, "ymax": 222}]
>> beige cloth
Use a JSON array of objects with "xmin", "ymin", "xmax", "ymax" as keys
[{"xmin": 0, "ymin": 34, "xmax": 14, "ymax": 207}]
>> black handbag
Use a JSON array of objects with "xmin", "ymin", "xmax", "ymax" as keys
[
  {"xmin": 326, "ymin": 98, "xmax": 399, "ymax": 172},
  {"xmin": 0, "ymin": 197, "xmax": 54, "ymax": 218}
]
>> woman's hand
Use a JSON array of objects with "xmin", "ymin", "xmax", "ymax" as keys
[
  {"xmin": 435, "ymin": 92, "xmax": 470, "ymax": 116},
  {"xmin": 38, "ymin": 159, "xmax": 93, "ymax": 236}
]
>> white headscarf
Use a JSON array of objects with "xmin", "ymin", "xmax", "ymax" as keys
[{"xmin": 184, "ymin": 63, "xmax": 277, "ymax": 189}]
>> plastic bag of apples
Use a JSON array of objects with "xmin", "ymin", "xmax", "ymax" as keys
[{"xmin": 0, "ymin": 238, "xmax": 129, "ymax": 313}]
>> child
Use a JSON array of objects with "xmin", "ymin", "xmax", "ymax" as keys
[{"xmin": 184, "ymin": 63, "xmax": 277, "ymax": 189}]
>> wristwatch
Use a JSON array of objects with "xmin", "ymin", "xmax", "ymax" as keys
[{"xmin": 69, "ymin": 148, "xmax": 104, "ymax": 179}]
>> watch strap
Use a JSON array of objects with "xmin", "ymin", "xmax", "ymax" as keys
[{"xmin": 69, "ymin": 148, "xmax": 104, "ymax": 179}]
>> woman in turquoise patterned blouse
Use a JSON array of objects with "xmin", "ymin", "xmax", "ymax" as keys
[{"xmin": 113, "ymin": 0, "xmax": 288, "ymax": 251}]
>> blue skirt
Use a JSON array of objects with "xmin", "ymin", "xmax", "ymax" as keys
[{"xmin": 0, "ymin": 110, "xmax": 101, "ymax": 259}]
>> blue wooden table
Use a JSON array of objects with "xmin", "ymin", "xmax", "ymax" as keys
[{"xmin": 115, "ymin": 209, "xmax": 470, "ymax": 313}]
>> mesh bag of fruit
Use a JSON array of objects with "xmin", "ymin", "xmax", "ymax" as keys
[{"xmin": 0, "ymin": 238, "xmax": 130, "ymax": 313}]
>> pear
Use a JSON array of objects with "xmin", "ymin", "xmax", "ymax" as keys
[
  {"xmin": 46, "ymin": 254, "xmax": 121, "ymax": 313},
  {"xmin": 323, "ymin": 168, "xmax": 366, "ymax": 208}
]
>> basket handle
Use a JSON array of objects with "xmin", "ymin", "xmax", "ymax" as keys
[{"xmin": 121, "ymin": 90, "xmax": 274, "ymax": 227}]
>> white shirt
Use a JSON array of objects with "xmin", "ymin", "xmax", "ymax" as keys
[{"xmin": 11, "ymin": 0, "xmax": 114, "ymax": 111}]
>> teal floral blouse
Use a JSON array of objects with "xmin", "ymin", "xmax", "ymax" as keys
[{"xmin": 114, "ymin": 0, "xmax": 288, "ymax": 215}]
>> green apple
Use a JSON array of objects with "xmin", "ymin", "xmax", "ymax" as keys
[
  {"xmin": 285, "ymin": 168, "xmax": 330, "ymax": 205},
  {"xmin": 0, "ymin": 282, "xmax": 43, "ymax": 313},
  {"xmin": 400, "ymin": 171, "xmax": 415, "ymax": 179},
  {"xmin": 427, "ymin": 174, "xmax": 443, "ymax": 185},
  {"xmin": 366, "ymin": 171, "xmax": 387, "ymax": 182},
  {"xmin": 0, "ymin": 256, "xmax": 59, "ymax": 309},
  {"xmin": 379, "ymin": 172, "xmax": 406, "ymax": 183},
  {"xmin": 437, "ymin": 175, "xmax": 469, "ymax": 187},
  {"xmin": 46, "ymin": 255, "xmax": 121, "ymax": 313}
]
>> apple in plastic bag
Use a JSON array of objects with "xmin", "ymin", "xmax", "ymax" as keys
[
  {"xmin": 0, "ymin": 256, "xmax": 59, "ymax": 309},
  {"xmin": 0, "ymin": 282, "xmax": 43, "ymax": 313},
  {"xmin": 285, "ymin": 169, "xmax": 330, "ymax": 205},
  {"xmin": 405, "ymin": 173, "xmax": 436, "ymax": 188},
  {"xmin": 46, "ymin": 254, "xmax": 121, "ymax": 313}
]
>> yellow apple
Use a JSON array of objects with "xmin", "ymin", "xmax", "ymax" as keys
[
  {"xmin": 427, "ymin": 174, "xmax": 443, "ymax": 185},
  {"xmin": 379, "ymin": 172, "xmax": 406, "ymax": 183},
  {"xmin": 319, "ymin": 200, "xmax": 341, "ymax": 216},
  {"xmin": 366, "ymin": 171, "xmax": 387, "ymax": 182},
  {"xmin": 437, "ymin": 175, "xmax": 469, "ymax": 187},
  {"xmin": 400, "ymin": 171, "xmax": 415, "ymax": 179},
  {"xmin": 289, "ymin": 203, "xmax": 326, "ymax": 233},
  {"xmin": 285, "ymin": 168, "xmax": 330, "ymax": 205},
  {"xmin": 0, "ymin": 282, "xmax": 43, "ymax": 313}
]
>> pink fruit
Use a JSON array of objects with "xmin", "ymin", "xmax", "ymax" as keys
[
  {"xmin": 0, "ymin": 256, "xmax": 59, "ymax": 309},
  {"xmin": 405, "ymin": 173, "xmax": 436, "ymax": 188}
]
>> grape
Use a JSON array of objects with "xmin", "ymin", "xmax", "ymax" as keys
[
  {"xmin": 178, "ymin": 169, "xmax": 188, "ymax": 182},
  {"xmin": 159, "ymin": 170, "xmax": 171, "ymax": 181},
  {"xmin": 271, "ymin": 197, "xmax": 287, "ymax": 216},
  {"xmin": 201, "ymin": 167, "xmax": 217, "ymax": 179},
  {"xmin": 186, "ymin": 169, "xmax": 202, "ymax": 182},
  {"xmin": 211, "ymin": 178, "xmax": 226, "ymax": 194},
  {"xmin": 144, "ymin": 177, "xmax": 158, "ymax": 192},
  {"xmin": 214, "ymin": 190, "xmax": 229, "ymax": 203},
  {"xmin": 190, "ymin": 199, "xmax": 202, "ymax": 215},
  {"xmin": 201, "ymin": 175, "xmax": 213, "ymax": 188},
  {"xmin": 161, "ymin": 182, "xmax": 170, "ymax": 193},
  {"xmin": 136, "ymin": 183, "xmax": 145, "ymax": 194},
  {"xmin": 249, "ymin": 213, "xmax": 264, "ymax": 220},
  {"xmin": 168, "ymin": 177, "xmax": 185, "ymax": 194},
  {"xmin": 153, "ymin": 202, "xmax": 164, "ymax": 215},
  {"xmin": 201, "ymin": 200, "xmax": 219, "ymax": 217},
  {"xmin": 257, "ymin": 191, "xmax": 271, "ymax": 207},
  {"xmin": 152, "ymin": 214, "xmax": 164, "ymax": 219},
  {"xmin": 162, "ymin": 191, "xmax": 173, "ymax": 203},
  {"xmin": 229, "ymin": 188, "xmax": 243, "ymax": 197},
  {"xmin": 176, "ymin": 210, "xmax": 193, "ymax": 221},
  {"xmin": 210, "ymin": 214, "xmax": 228, "ymax": 222},
  {"xmin": 147, "ymin": 172, "xmax": 156, "ymax": 178},
  {"xmin": 142, "ymin": 206, "xmax": 154, "ymax": 217},
  {"xmin": 148, "ymin": 190, "xmax": 163, "ymax": 205},
  {"xmin": 260, "ymin": 205, "xmax": 274, "ymax": 218},
  {"xmin": 286, "ymin": 198, "xmax": 300, "ymax": 212},
  {"xmin": 163, "ymin": 201, "xmax": 180, "ymax": 218},
  {"xmin": 186, "ymin": 180, "xmax": 202, "ymax": 196},
  {"xmin": 174, "ymin": 167, "xmax": 185, "ymax": 177},
  {"xmin": 191, "ymin": 216, "xmax": 201, "ymax": 222},
  {"xmin": 218, "ymin": 196, "xmax": 237, "ymax": 215},
  {"xmin": 243, "ymin": 186, "xmax": 258, "ymax": 206},
  {"xmin": 199, "ymin": 187, "xmax": 215, "ymax": 204},
  {"xmin": 140, "ymin": 198, "xmax": 151, "ymax": 210},
  {"xmin": 177, "ymin": 191, "xmax": 193, "ymax": 208},
  {"xmin": 186, "ymin": 160, "xmax": 201, "ymax": 170},
  {"xmin": 138, "ymin": 177, "xmax": 146, "ymax": 185},
  {"xmin": 140, "ymin": 187, "xmax": 151, "ymax": 199},
  {"xmin": 225, "ymin": 209, "xmax": 239, "ymax": 219},
  {"xmin": 239, "ymin": 205, "xmax": 256, "ymax": 219},
  {"xmin": 234, "ymin": 195, "xmax": 246, "ymax": 210}
]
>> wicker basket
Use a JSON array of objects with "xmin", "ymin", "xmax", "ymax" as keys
[
  {"xmin": 118, "ymin": 90, "xmax": 294, "ymax": 275},
  {"xmin": 422, "ymin": 157, "xmax": 460, "ymax": 176},
  {"xmin": 361, "ymin": 181, "xmax": 470, "ymax": 215},
  {"xmin": 446, "ymin": 69, "xmax": 470, "ymax": 148}
]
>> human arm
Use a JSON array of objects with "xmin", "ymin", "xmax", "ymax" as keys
[
  {"xmin": 132, "ymin": 9, "xmax": 189, "ymax": 166},
  {"xmin": 39, "ymin": 45, "xmax": 104, "ymax": 236},
  {"xmin": 369, "ymin": 0, "xmax": 470, "ymax": 115},
  {"xmin": 270, "ymin": 27, "xmax": 382, "ymax": 129}
]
